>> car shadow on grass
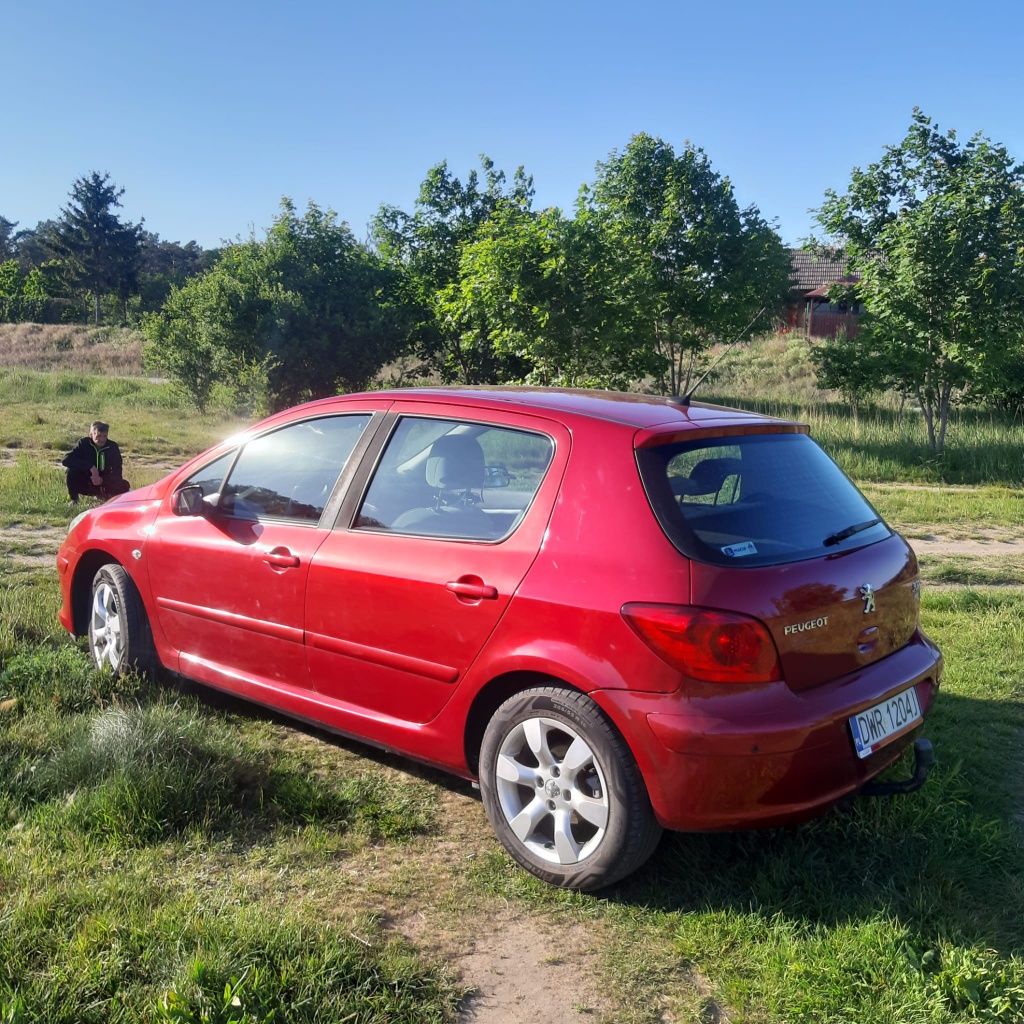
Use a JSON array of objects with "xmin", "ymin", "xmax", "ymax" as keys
[
  {"xmin": 166, "ymin": 671, "xmax": 481, "ymax": 798},
  {"xmin": 612, "ymin": 690, "xmax": 1024, "ymax": 959},
  {"xmin": 164, "ymin": 674, "xmax": 1024, "ymax": 957}
]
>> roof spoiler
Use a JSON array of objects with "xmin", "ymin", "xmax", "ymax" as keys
[{"xmin": 634, "ymin": 420, "xmax": 808, "ymax": 449}]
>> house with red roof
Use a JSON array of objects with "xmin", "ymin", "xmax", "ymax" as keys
[{"xmin": 787, "ymin": 249, "xmax": 861, "ymax": 338}]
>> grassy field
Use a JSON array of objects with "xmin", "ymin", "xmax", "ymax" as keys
[
  {"xmin": 2, "ymin": 352, "xmax": 1024, "ymax": 1022},
  {"xmin": 710, "ymin": 333, "xmax": 1024, "ymax": 487}
]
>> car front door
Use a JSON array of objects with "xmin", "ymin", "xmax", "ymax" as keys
[
  {"xmin": 305, "ymin": 404, "xmax": 567, "ymax": 724},
  {"xmin": 145, "ymin": 411, "xmax": 378, "ymax": 697}
]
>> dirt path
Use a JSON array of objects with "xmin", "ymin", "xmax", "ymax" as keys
[
  {"xmin": 363, "ymin": 789, "xmax": 617, "ymax": 1023},
  {"xmin": 449, "ymin": 908, "xmax": 612, "ymax": 1023},
  {"xmin": 864, "ymin": 481, "xmax": 994, "ymax": 493},
  {"xmin": 907, "ymin": 530, "xmax": 1024, "ymax": 557},
  {"xmin": 0, "ymin": 523, "xmax": 66, "ymax": 569}
]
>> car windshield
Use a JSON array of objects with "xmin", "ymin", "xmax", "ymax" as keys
[{"xmin": 637, "ymin": 432, "xmax": 891, "ymax": 567}]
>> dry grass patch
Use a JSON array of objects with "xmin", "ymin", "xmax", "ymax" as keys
[{"xmin": 0, "ymin": 323, "xmax": 146, "ymax": 375}]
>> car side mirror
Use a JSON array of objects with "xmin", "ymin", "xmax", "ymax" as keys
[
  {"xmin": 484, "ymin": 464, "xmax": 511, "ymax": 488},
  {"xmin": 173, "ymin": 484, "xmax": 206, "ymax": 516}
]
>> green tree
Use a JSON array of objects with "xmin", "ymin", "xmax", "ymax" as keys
[
  {"xmin": 145, "ymin": 199, "xmax": 406, "ymax": 411},
  {"xmin": 372, "ymin": 157, "xmax": 535, "ymax": 383},
  {"xmin": 0, "ymin": 259, "xmax": 54, "ymax": 322},
  {"xmin": 50, "ymin": 172, "xmax": 143, "ymax": 324},
  {"xmin": 11, "ymin": 220, "xmax": 58, "ymax": 272},
  {"xmin": 817, "ymin": 110, "xmax": 1024, "ymax": 453},
  {"xmin": 442, "ymin": 201, "xmax": 648, "ymax": 387},
  {"xmin": 142, "ymin": 267, "xmax": 254, "ymax": 412},
  {"xmin": 583, "ymin": 134, "xmax": 791, "ymax": 396},
  {"xmin": 137, "ymin": 233, "xmax": 219, "ymax": 312}
]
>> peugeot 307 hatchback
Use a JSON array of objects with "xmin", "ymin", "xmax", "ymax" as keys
[{"xmin": 58, "ymin": 388, "xmax": 942, "ymax": 890}]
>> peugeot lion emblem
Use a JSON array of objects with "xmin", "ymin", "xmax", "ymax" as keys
[{"xmin": 860, "ymin": 583, "xmax": 876, "ymax": 614}]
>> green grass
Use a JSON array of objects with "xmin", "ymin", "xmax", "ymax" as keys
[
  {"xmin": 0, "ymin": 653, "xmax": 453, "ymax": 1020},
  {"xmin": 4, "ymin": 355, "xmax": 1024, "ymax": 1022},
  {"xmin": 862, "ymin": 484, "xmax": 1024, "ymax": 536},
  {"xmin": 1, "ymin": 841, "xmax": 455, "ymax": 1024},
  {"xmin": 0, "ymin": 367, "xmax": 243, "ymax": 471},
  {"xmin": 710, "ymin": 333, "xmax": 830, "ymax": 406},
  {"xmin": 0, "ymin": 367, "xmax": 244, "ymax": 527},
  {"xmin": 704, "ymin": 333, "xmax": 1024, "ymax": 486},
  {"xmin": 0, "ymin": 569, "xmax": 62, "ymax": 660},
  {"xmin": 703, "ymin": 393, "xmax": 1024, "ymax": 486},
  {"xmin": 919, "ymin": 555, "xmax": 1024, "ymax": 587}
]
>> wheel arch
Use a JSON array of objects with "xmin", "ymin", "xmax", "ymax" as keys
[
  {"xmin": 463, "ymin": 671, "xmax": 587, "ymax": 776},
  {"xmin": 70, "ymin": 549, "xmax": 122, "ymax": 635}
]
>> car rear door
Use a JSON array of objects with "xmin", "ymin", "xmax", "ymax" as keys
[
  {"xmin": 146, "ymin": 410, "xmax": 379, "ymax": 695},
  {"xmin": 305, "ymin": 403, "xmax": 568, "ymax": 723}
]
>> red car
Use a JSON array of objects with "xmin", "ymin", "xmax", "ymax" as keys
[{"xmin": 58, "ymin": 388, "xmax": 941, "ymax": 889}]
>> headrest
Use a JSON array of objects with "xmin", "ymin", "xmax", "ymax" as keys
[
  {"xmin": 426, "ymin": 435, "xmax": 486, "ymax": 490},
  {"xmin": 670, "ymin": 457, "xmax": 743, "ymax": 497}
]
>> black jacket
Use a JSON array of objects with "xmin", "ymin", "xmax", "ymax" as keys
[{"xmin": 62, "ymin": 437, "xmax": 124, "ymax": 478}]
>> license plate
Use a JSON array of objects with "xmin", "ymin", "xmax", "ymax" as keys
[{"xmin": 849, "ymin": 686, "xmax": 922, "ymax": 759}]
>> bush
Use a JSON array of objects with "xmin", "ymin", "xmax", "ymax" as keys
[{"xmin": 809, "ymin": 327, "xmax": 892, "ymax": 418}]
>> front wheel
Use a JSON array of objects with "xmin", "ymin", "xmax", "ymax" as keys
[
  {"xmin": 88, "ymin": 563, "xmax": 156, "ymax": 676},
  {"xmin": 479, "ymin": 686, "xmax": 662, "ymax": 890}
]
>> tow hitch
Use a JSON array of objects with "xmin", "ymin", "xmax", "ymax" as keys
[{"xmin": 860, "ymin": 738, "xmax": 935, "ymax": 797}]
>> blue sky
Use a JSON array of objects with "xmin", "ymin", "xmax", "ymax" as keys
[{"xmin": 3, "ymin": 0, "xmax": 1022, "ymax": 250}]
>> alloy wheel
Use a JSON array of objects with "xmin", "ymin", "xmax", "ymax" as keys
[
  {"xmin": 494, "ymin": 715, "xmax": 609, "ymax": 865},
  {"xmin": 90, "ymin": 581, "xmax": 124, "ymax": 671}
]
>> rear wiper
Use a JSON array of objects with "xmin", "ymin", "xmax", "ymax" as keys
[{"xmin": 823, "ymin": 518, "xmax": 882, "ymax": 547}]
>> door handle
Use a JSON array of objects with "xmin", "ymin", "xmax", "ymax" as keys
[
  {"xmin": 263, "ymin": 547, "xmax": 300, "ymax": 568},
  {"xmin": 445, "ymin": 578, "xmax": 498, "ymax": 601}
]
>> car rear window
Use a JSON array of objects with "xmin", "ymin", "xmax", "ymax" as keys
[{"xmin": 637, "ymin": 432, "xmax": 891, "ymax": 567}]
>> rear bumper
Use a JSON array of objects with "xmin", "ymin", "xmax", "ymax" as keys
[{"xmin": 592, "ymin": 631, "xmax": 942, "ymax": 831}]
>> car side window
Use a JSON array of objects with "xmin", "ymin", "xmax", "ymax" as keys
[
  {"xmin": 355, "ymin": 416, "xmax": 554, "ymax": 540},
  {"xmin": 220, "ymin": 415, "xmax": 371, "ymax": 523},
  {"xmin": 183, "ymin": 449, "xmax": 237, "ymax": 497}
]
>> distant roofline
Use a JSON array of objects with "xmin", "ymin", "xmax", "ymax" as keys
[{"xmin": 789, "ymin": 247, "xmax": 852, "ymax": 294}]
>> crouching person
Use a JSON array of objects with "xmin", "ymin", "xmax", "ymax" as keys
[{"xmin": 63, "ymin": 420, "xmax": 131, "ymax": 503}]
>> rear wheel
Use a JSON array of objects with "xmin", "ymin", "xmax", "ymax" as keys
[
  {"xmin": 88, "ymin": 564, "xmax": 156, "ymax": 676},
  {"xmin": 479, "ymin": 686, "xmax": 662, "ymax": 890}
]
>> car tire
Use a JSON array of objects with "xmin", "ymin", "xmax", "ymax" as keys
[
  {"xmin": 88, "ymin": 563, "xmax": 157, "ymax": 677},
  {"xmin": 479, "ymin": 685, "xmax": 662, "ymax": 891}
]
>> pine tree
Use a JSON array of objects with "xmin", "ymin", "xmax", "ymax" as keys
[
  {"xmin": 0, "ymin": 216, "xmax": 17, "ymax": 262},
  {"xmin": 51, "ymin": 172, "xmax": 143, "ymax": 323}
]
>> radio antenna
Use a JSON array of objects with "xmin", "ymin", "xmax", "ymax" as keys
[{"xmin": 676, "ymin": 306, "xmax": 768, "ymax": 406}]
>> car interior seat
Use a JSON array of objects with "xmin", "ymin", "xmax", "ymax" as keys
[
  {"xmin": 392, "ymin": 435, "xmax": 497, "ymax": 538},
  {"xmin": 669, "ymin": 457, "xmax": 743, "ymax": 504}
]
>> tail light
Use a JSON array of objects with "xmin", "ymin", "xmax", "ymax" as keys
[{"xmin": 621, "ymin": 603, "xmax": 782, "ymax": 684}]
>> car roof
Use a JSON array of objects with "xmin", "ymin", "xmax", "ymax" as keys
[{"xmin": 296, "ymin": 386, "xmax": 799, "ymax": 433}]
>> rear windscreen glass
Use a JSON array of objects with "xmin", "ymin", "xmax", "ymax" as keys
[{"xmin": 637, "ymin": 433, "xmax": 891, "ymax": 567}]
